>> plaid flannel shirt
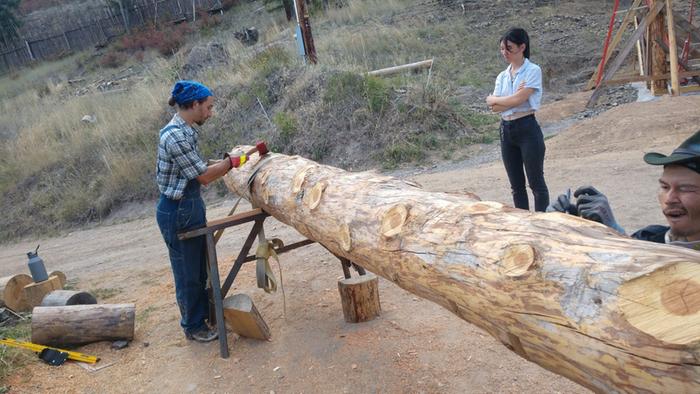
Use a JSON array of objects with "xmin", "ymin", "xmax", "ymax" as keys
[{"xmin": 156, "ymin": 114, "xmax": 208, "ymax": 199}]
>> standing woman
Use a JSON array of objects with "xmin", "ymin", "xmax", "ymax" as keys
[
  {"xmin": 486, "ymin": 28, "xmax": 550, "ymax": 212},
  {"xmin": 156, "ymin": 80, "xmax": 233, "ymax": 342}
]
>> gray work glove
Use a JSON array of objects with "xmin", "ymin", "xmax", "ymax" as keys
[
  {"xmin": 546, "ymin": 189, "xmax": 578, "ymax": 215},
  {"xmin": 573, "ymin": 186, "xmax": 626, "ymax": 234}
]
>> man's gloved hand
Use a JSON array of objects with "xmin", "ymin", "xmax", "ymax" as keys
[
  {"xmin": 546, "ymin": 189, "xmax": 578, "ymax": 215},
  {"xmin": 573, "ymin": 186, "xmax": 626, "ymax": 234}
]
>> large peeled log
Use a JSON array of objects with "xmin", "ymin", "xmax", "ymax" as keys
[{"xmin": 222, "ymin": 148, "xmax": 700, "ymax": 393}]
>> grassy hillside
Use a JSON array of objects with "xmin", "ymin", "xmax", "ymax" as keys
[{"xmin": 0, "ymin": 0, "xmax": 609, "ymax": 241}]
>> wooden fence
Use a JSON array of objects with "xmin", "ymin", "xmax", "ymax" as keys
[{"xmin": 0, "ymin": 0, "xmax": 224, "ymax": 75}]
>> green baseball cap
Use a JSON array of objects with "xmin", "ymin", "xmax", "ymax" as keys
[{"xmin": 644, "ymin": 130, "xmax": 700, "ymax": 173}]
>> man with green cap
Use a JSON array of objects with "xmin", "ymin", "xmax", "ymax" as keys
[{"xmin": 548, "ymin": 130, "xmax": 700, "ymax": 249}]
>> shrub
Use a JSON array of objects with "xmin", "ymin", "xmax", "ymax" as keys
[
  {"xmin": 117, "ymin": 24, "xmax": 191, "ymax": 57},
  {"xmin": 99, "ymin": 50, "xmax": 127, "ymax": 68},
  {"xmin": 364, "ymin": 76, "xmax": 389, "ymax": 113},
  {"xmin": 273, "ymin": 111, "xmax": 298, "ymax": 143}
]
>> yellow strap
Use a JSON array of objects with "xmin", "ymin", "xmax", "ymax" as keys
[
  {"xmin": 239, "ymin": 154, "xmax": 247, "ymax": 165},
  {"xmin": 255, "ymin": 239, "xmax": 287, "ymax": 316}
]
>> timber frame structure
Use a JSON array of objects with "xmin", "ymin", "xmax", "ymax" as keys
[
  {"xmin": 587, "ymin": 0, "xmax": 700, "ymax": 106},
  {"xmin": 220, "ymin": 147, "xmax": 700, "ymax": 393}
]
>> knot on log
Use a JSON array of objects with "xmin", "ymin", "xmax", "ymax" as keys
[
  {"xmin": 380, "ymin": 204, "xmax": 409, "ymax": 238},
  {"xmin": 305, "ymin": 181, "xmax": 328, "ymax": 210},
  {"xmin": 500, "ymin": 244, "xmax": 537, "ymax": 277}
]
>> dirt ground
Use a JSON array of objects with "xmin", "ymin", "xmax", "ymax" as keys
[{"xmin": 2, "ymin": 92, "xmax": 700, "ymax": 393}]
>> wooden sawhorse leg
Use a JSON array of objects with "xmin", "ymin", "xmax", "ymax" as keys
[{"xmin": 205, "ymin": 233, "xmax": 229, "ymax": 358}]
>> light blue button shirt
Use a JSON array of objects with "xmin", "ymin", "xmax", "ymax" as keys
[{"xmin": 492, "ymin": 58, "xmax": 543, "ymax": 118}]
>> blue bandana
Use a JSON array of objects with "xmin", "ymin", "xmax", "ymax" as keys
[{"xmin": 171, "ymin": 80, "xmax": 213, "ymax": 105}]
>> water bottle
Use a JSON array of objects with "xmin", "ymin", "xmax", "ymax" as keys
[{"xmin": 27, "ymin": 245, "xmax": 49, "ymax": 283}]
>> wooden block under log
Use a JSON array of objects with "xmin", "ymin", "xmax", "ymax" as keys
[
  {"xmin": 31, "ymin": 304, "xmax": 135, "ymax": 346},
  {"xmin": 222, "ymin": 294, "xmax": 271, "ymax": 340},
  {"xmin": 23, "ymin": 275, "xmax": 63, "ymax": 309},
  {"xmin": 0, "ymin": 274, "xmax": 33, "ymax": 312},
  {"xmin": 40, "ymin": 290, "xmax": 97, "ymax": 307},
  {"xmin": 338, "ymin": 273, "xmax": 381, "ymax": 323}
]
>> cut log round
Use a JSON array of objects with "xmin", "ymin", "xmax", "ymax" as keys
[
  {"xmin": 223, "ymin": 149, "xmax": 700, "ymax": 393},
  {"xmin": 31, "ymin": 304, "xmax": 135, "ymax": 346},
  {"xmin": 0, "ymin": 274, "xmax": 33, "ymax": 312},
  {"xmin": 40, "ymin": 290, "xmax": 97, "ymax": 307},
  {"xmin": 23, "ymin": 275, "xmax": 63, "ymax": 309},
  {"xmin": 48, "ymin": 271, "xmax": 67, "ymax": 288},
  {"xmin": 338, "ymin": 273, "xmax": 381, "ymax": 323}
]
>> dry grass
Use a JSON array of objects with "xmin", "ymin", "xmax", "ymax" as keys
[{"xmin": 0, "ymin": 0, "xmax": 504, "ymax": 240}]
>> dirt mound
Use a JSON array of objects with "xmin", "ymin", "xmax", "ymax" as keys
[{"xmin": 547, "ymin": 95, "xmax": 700, "ymax": 159}]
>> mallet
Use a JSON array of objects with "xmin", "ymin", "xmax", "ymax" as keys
[{"xmin": 229, "ymin": 141, "xmax": 269, "ymax": 168}]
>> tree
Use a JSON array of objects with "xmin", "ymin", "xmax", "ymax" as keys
[{"xmin": 0, "ymin": 0, "xmax": 22, "ymax": 48}]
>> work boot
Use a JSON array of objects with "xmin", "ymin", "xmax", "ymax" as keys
[{"xmin": 185, "ymin": 326, "xmax": 219, "ymax": 343}]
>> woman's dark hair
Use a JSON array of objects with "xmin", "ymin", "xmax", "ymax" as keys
[
  {"xmin": 168, "ymin": 96, "xmax": 208, "ymax": 109},
  {"xmin": 500, "ymin": 28, "xmax": 530, "ymax": 59}
]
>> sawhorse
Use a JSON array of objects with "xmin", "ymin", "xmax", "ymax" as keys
[{"xmin": 178, "ymin": 207, "xmax": 315, "ymax": 358}]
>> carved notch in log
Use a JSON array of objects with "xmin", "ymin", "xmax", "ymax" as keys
[{"xmin": 222, "ymin": 148, "xmax": 700, "ymax": 393}]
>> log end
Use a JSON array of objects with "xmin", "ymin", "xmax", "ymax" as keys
[
  {"xmin": 619, "ymin": 261, "xmax": 700, "ymax": 345},
  {"xmin": 381, "ymin": 204, "xmax": 409, "ymax": 238}
]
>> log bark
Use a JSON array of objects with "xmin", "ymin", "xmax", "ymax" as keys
[
  {"xmin": 338, "ymin": 273, "xmax": 381, "ymax": 323},
  {"xmin": 222, "ymin": 149, "xmax": 700, "ymax": 393},
  {"xmin": 31, "ymin": 304, "xmax": 135, "ymax": 346},
  {"xmin": 0, "ymin": 274, "xmax": 32, "ymax": 312},
  {"xmin": 40, "ymin": 290, "xmax": 97, "ymax": 307}
]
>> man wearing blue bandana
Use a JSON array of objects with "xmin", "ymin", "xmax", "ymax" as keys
[
  {"xmin": 548, "ymin": 130, "xmax": 700, "ymax": 251},
  {"xmin": 155, "ymin": 80, "xmax": 233, "ymax": 342}
]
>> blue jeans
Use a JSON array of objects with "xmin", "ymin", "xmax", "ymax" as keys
[
  {"xmin": 156, "ymin": 180, "xmax": 208, "ymax": 334},
  {"xmin": 500, "ymin": 115, "xmax": 550, "ymax": 212}
]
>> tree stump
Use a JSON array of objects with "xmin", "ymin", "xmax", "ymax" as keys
[
  {"xmin": 32, "ymin": 304, "xmax": 135, "ymax": 346},
  {"xmin": 23, "ymin": 275, "xmax": 63, "ymax": 309},
  {"xmin": 338, "ymin": 273, "xmax": 381, "ymax": 323},
  {"xmin": 40, "ymin": 290, "xmax": 97, "ymax": 307},
  {"xmin": 223, "ymin": 294, "xmax": 271, "ymax": 340},
  {"xmin": 0, "ymin": 274, "xmax": 33, "ymax": 312}
]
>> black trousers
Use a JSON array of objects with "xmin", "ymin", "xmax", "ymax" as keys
[{"xmin": 499, "ymin": 114, "xmax": 550, "ymax": 212}]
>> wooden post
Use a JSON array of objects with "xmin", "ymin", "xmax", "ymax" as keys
[
  {"xmin": 31, "ymin": 304, "xmax": 135, "ymax": 346},
  {"xmin": 118, "ymin": 0, "xmax": 130, "ymax": 34},
  {"xmin": 650, "ymin": 0, "xmax": 668, "ymax": 95},
  {"xmin": 586, "ymin": 0, "xmax": 643, "ymax": 90},
  {"xmin": 24, "ymin": 40, "xmax": 34, "ymax": 61},
  {"xmin": 338, "ymin": 273, "xmax": 381, "ymax": 323},
  {"xmin": 23, "ymin": 275, "xmax": 63, "ymax": 309},
  {"xmin": 665, "ymin": 0, "xmax": 680, "ymax": 95},
  {"xmin": 0, "ymin": 274, "xmax": 32, "ymax": 312},
  {"xmin": 223, "ymin": 293, "xmax": 271, "ymax": 340},
  {"xmin": 634, "ymin": 17, "xmax": 645, "ymax": 76}
]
